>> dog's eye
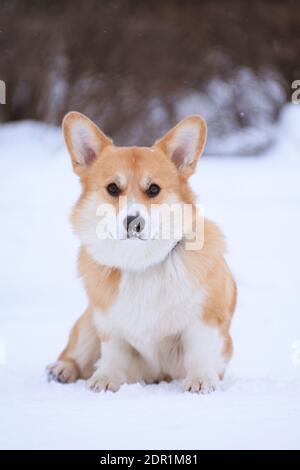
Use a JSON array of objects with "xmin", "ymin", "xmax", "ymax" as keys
[
  {"xmin": 106, "ymin": 183, "xmax": 120, "ymax": 197},
  {"xmin": 146, "ymin": 183, "xmax": 161, "ymax": 198}
]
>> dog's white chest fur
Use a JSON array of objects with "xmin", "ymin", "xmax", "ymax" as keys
[{"xmin": 94, "ymin": 249, "xmax": 205, "ymax": 357}]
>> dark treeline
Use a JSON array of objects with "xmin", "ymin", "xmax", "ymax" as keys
[{"xmin": 0, "ymin": 0, "xmax": 299, "ymax": 151}]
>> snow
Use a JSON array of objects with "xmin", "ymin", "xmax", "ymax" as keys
[{"xmin": 0, "ymin": 105, "xmax": 300, "ymax": 450}]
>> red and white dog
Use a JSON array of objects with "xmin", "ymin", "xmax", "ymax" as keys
[{"xmin": 47, "ymin": 112, "xmax": 236, "ymax": 393}]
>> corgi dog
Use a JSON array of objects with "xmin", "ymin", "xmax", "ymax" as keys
[{"xmin": 47, "ymin": 112, "xmax": 236, "ymax": 394}]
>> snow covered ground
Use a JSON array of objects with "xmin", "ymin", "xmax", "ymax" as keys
[{"xmin": 0, "ymin": 105, "xmax": 300, "ymax": 450}]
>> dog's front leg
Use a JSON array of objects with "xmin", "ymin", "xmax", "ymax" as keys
[
  {"xmin": 86, "ymin": 337, "xmax": 131, "ymax": 392},
  {"xmin": 182, "ymin": 319, "xmax": 225, "ymax": 394}
]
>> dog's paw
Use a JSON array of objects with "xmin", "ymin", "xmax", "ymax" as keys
[
  {"xmin": 184, "ymin": 375, "xmax": 218, "ymax": 394},
  {"xmin": 47, "ymin": 360, "xmax": 79, "ymax": 384},
  {"xmin": 86, "ymin": 371, "xmax": 122, "ymax": 393}
]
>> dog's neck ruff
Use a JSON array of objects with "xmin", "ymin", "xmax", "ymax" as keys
[
  {"xmin": 99, "ymin": 238, "xmax": 184, "ymax": 274},
  {"xmin": 127, "ymin": 237, "xmax": 184, "ymax": 273},
  {"xmin": 167, "ymin": 237, "xmax": 183, "ymax": 258}
]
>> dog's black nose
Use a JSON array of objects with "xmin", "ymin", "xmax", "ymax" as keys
[
  {"xmin": 124, "ymin": 214, "xmax": 145, "ymax": 234},
  {"xmin": 126, "ymin": 215, "xmax": 138, "ymax": 231}
]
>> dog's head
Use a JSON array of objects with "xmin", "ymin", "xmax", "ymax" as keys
[{"xmin": 63, "ymin": 112, "xmax": 207, "ymax": 271}]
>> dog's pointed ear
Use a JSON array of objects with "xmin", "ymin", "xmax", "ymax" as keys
[
  {"xmin": 62, "ymin": 112, "xmax": 112, "ymax": 175},
  {"xmin": 154, "ymin": 115, "xmax": 207, "ymax": 176}
]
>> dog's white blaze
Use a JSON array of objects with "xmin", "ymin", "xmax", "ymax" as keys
[{"xmin": 115, "ymin": 172, "xmax": 126, "ymax": 188}]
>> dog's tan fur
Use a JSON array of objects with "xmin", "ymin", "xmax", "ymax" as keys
[{"xmin": 47, "ymin": 112, "xmax": 236, "ymax": 393}]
